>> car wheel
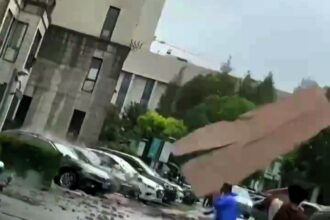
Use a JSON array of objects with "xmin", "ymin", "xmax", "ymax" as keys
[
  {"xmin": 59, "ymin": 171, "xmax": 78, "ymax": 189},
  {"xmin": 106, "ymin": 179, "xmax": 120, "ymax": 194}
]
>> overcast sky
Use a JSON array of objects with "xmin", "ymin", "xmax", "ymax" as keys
[{"xmin": 154, "ymin": 0, "xmax": 330, "ymax": 92}]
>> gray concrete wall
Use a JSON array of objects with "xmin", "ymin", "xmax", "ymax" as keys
[
  {"xmin": 0, "ymin": 0, "xmax": 9, "ymax": 22},
  {"xmin": 24, "ymin": 26, "xmax": 130, "ymax": 144}
]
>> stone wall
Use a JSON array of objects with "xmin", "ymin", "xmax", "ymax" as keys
[{"xmin": 24, "ymin": 26, "xmax": 130, "ymax": 143}]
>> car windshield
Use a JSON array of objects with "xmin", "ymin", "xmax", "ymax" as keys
[
  {"xmin": 232, "ymin": 185, "xmax": 251, "ymax": 200},
  {"xmin": 54, "ymin": 143, "xmax": 79, "ymax": 160},
  {"xmin": 109, "ymin": 154, "xmax": 137, "ymax": 174},
  {"xmin": 131, "ymin": 156, "xmax": 159, "ymax": 177},
  {"xmin": 73, "ymin": 147, "xmax": 93, "ymax": 164}
]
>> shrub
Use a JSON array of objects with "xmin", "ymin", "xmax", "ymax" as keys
[{"xmin": 0, "ymin": 134, "xmax": 62, "ymax": 188}]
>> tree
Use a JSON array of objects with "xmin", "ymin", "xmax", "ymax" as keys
[
  {"xmin": 99, "ymin": 102, "xmax": 147, "ymax": 143},
  {"xmin": 121, "ymin": 102, "xmax": 147, "ymax": 134},
  {"xmin": 184, "ymin": 95, "xmax": 256, "ymax": 131},
  {"xmin": 239, "ymin": 72, "xmax": 257, "ymax": 102},
  {"xmin": 99, "ymin": 105, "xmax": 123, "ymax": 142},
  {"xmin": 220, "ymin": 56, "xmax": 233, "ymax": 74},
  {"xmin": 175, "ymin": 73, "xmax": 237, "ymax": 117},
  {"xmin": 157, "ymin": 67, "xmax": 185, "ymax": 117},
  {"xmin": 281, "ymin": 128, "xmax": 330, "ymax": 204},
  {"xmin": 137, "ymin": 111, "xmax": 187, "ymax": 140},
  {"xmin": 256, "ymin": 72, "xmax": 276, "ymax": 104}
]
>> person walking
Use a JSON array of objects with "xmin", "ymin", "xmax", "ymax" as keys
[
  {"xmin": 204, "ymin": 183, "xmax": 238, "ymax": 220},
  {"xmin": 273, "ymin": 184, "xmax": 308, "ymax": 220},
  {"xmin": 263, "ymin": 185, "xmax": 308, "ymax": 220}
]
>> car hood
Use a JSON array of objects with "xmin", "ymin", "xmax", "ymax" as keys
[
  {"xmin": 80, "ymin": 162, "xmax": 110, "ymax": 180},
  {"xmin": 140, "ymin": 175, "xmax": 163, "ymax": 190}
]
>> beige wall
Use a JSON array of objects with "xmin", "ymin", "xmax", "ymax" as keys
[
  {"xmin": 123, "ymin": 50, "xmax": 212, "ymax": 84},
  {"xmin": 131, "ymin": 0, "xmax": 165, "ymax": 49},
  {"xmin": 51, "ymin": 0, "xmax": 145, "ymax": 47}
]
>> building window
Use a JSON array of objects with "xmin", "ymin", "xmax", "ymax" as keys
[
  {"xmin": 115, "ymin": 72, "xmax": 132, "ymax": 110},
  {"xmin": 100, "ymin": 6, "xmax": 120, "ymax": 41},
  {"xmin": 0, "ymin": 11, "xmax": 14, "ymax": 55},
  {"xmin": 67, "ymin": 110, "xmax": 86, "ymax": 140},
  {"xmin": 140, "ymin": 78, "xmax": 155, "ymax": 108},
  {"xmin": 82, "ymin": 57, "xmax": 102, "ymax": 93},
  {"xmin": 25, "ymin": 30, "xmax": 42, "ymax": 70},
  {"xmin": 3, "ymin": 20, "xmax": 28, "ymax": 62}
]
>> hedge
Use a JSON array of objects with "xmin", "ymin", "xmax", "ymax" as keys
[{"xmin": 0, "ymin": 134, "xmax": 62, "ymax": 188}]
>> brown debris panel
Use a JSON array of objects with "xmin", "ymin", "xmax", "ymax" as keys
[{"xmin": 174, "ymin": 87, "xmax": 330, "ymax": 196}]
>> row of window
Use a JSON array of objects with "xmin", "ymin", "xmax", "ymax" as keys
[
  {"xmin": 116, "ymin": 72, "xmax": 156, "ymax": 110},
  {"xmin": 0, "ymin": 11, "xmax": 28, "ymax": 63},
  {"xmin": 82, "ymin": 58, "xmax": 156, "ymax": 110},
  {"xmin": 0, "ymin": 9, "xmax": 43, "ymax": 70}
]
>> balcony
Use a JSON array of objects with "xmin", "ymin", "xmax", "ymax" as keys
[{"xmin": 24, "ymin": 0, "xmax": 56, "ymax": 14}]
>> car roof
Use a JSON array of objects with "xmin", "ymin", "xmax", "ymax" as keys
[{"xmin": 2, "ymin": 130, "xmax": 57, "ymax": 150}]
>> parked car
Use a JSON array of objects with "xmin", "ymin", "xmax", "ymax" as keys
[
  {"xmin": 90, "ymin": 149, "xmax": 165, "ymax": 203},
  {"xmin": 159, "ymin": 162, "xmax": 198, "ymax": 205},
  {"xmin": 2, "ymin": 130, "xmax": 116, "ymax": 195},
  {"xmin": 99, "ymin": 148, "xmax": 178, "ymax": 203},
  {"xmin": 232, "ymin": 185, "xmax": 254, "ymax": 219}
]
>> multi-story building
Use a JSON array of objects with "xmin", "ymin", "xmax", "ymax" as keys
[
  {"xmin": 111, "ymin": 0, "xmax": 211, "ymax": 112},
  {"xmin": 0, "ymin": 0, "xmax": 54, "ymax": 129},
  {"xmin": 2, "ymin": 0, "xmax": 290, "ymax": 144}
]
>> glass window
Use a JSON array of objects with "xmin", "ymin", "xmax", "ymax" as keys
[
  {"xmin": 3, "ymin": 20, "xmax": 28, "ymax": 62},
  {"xmin": 82, "ymin": 57, "xmax": 102, "ymax": 93},
  {"xmin": 0, "ymin": 11, "xmax": 14, "ymax": 55},
  {"xmin": 115, "ymin": 72, "xmax": 132, "ymax": 110},
  {"xmin": 25, "ymin": 31, "xmax": 42, "ymax": 70},
  {"xmin": 100, "ymin": 6, "xmax": 120, "ymax": 41},
  {"xmin": 140, "ymin": 78, "xmax": 155, "ymax": 108}
]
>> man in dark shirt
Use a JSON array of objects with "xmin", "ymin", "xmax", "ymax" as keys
[{"xmin": 273, "ymin": 184, "xmax": 308, "ymax": 220}]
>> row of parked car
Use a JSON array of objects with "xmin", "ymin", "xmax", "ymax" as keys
[{"xmin": 2, "ymin": 130, "xmax": 197, "ymax": 205}]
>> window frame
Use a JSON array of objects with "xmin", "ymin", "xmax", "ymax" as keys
[
  {"xmin": 0, "ymin": 10, "xmax": 14, "ymax": 56},
  {"xmin": 24, "ymin": 30, "xmax": 42, "ymax": 70},
  {"xmin": 82, "ymin": 57, "xmax": 103, "ymax": 93},
  {"xmin": 3, "ymin": 19, "xmax": 29, "ymax": 63},
  {"xmin": 100, "ymin": 6, "xmax": 121, "ymax": 41},
  {"xmin": 115, "ymin": 72, "xmax": 132, "ymax": 110},
  {"xmin": 140, "ymin": 78, "xmax": 155, "ymax": 108}
]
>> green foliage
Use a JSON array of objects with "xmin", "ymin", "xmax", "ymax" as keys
[
  {"xmin": 99, "ymin": 102, "xmax": 147, "ymax": 143},
  {"xmin": 282, "ymin": 128, "xmax": 330, "ymax": 185},
  {"xmin": 0, "ymin": 134, "xmax": 62, "ymax": 188},
  {"xmin": 175, "ymin": 73, "xmax": 237, "ymax": 117},
  {"xmin": 99, "ymin": 105, "xmax": 123, "ymax": 142},
  {"xmin": 239, "ymin": 72, "xmax": 276, "ymax": 105},
  {"xmin": 121, "ymin": 102, "xmax": 147, "ymax": 139},
  {"xmin": 157, "ymin": 68, "xmax": 184, "ymax": 117},
  {"xmin": 256, "ymin": 72, "xmax": 276, "ymax": 104},
  {"xmin": 138, "ymin": 111, "xmax": 187, "ymax": 140},
  {"xmin": 184, "ymin": 95, "xmax": 256, "ymax": 131}
]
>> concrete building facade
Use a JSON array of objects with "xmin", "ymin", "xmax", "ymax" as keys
[
  {"xmin": 15, "ymin": 0, "xmax": 160, "ymax": 143},
  {"xmin": 0, "ymin": 0, "xmax": 54, "ymax": 129},
  {"xmin": 111, "ymin": 0, "xmax": 212, "ymax": 112}
]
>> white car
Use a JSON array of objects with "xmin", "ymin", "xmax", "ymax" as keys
[
  {"xmin": 91, "ymin": 149, "xmax": 165, "ymax": 203},
  {"xmin": 107, "ymin": 149, "xmax": 182, "ymax": 203}
]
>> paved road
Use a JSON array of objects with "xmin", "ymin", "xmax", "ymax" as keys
[{"xmin": 0, "ymin": 183, "xmax": 205, "ymax": 220}]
